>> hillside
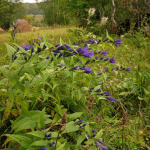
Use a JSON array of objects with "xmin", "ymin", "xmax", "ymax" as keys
[{"xmin": 23, "ymin": 3, "xmax": 43, "ymax": 15}]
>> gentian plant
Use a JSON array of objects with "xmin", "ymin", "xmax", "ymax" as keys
[{"xmin": 0, "ymin": 24, "xmax": 131, "ymax": 149}]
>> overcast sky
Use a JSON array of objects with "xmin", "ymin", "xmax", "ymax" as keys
[{"xmin": 23, "ymin": 0, "xmax": 42, "ymax": 3}]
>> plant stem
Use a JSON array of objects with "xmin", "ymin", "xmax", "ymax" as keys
[{"xmin": 54, "ymin": 128, "xmax": 61, "ymax": 150}]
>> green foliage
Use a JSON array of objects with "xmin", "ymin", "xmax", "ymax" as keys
[
  {"xmin": 38, "ymin": 0, "xmax": 70, "ymax": 26},
  {"xmin": 23, "ymin": 3, "xmax": 43, "ymax": 15},
  {"xmin": 0, "ymin": 0, "xmax": 25, "ymax": 29}
]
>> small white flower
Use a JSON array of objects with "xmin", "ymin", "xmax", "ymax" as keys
[
  {"xmin": 100, "ymin": 17, "xmax": 108, "ymax": 26},
  {"xmin": 88, "ymin": 8, "xmax": 96, "ymax": 17}
]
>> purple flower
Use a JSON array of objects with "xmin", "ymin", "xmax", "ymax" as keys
[
  {"xmin": 45, "ymin": 133, "xmax": 52, "ymax": 137},
  {"xmin": 104, "ymin": 38, "xmax": 109, "ymax": 41},
  {"xmin": 49, "ymin": 141, "xmax": 55, "ymax": 147},
  {"xmin": 114, "ymin": 39, "xmax": 122, "ymax": 47},
  {"xmin": 98, "ymin": 140, "xmax": 105, "ymax": 145},
  {"xmin": 85, "ymin": 60, "xmax": 90, "ymax": 65},
  {"xmin": 102, "ymin": 50, "xmax": 107, "ymax": 56},
  {"xmin": 80, "ymin": 66, "xmax": 85, "ymax": 70},
  {"xmin": 111, "ymin": 67, "xmax": 115, "ymax": 71},
  {"xmin": 77, "ymin": 46, "xmax": 89, "ymax": 54},
  {"xmin": 46, "ymin": 56, "xmax": 49, "ymax": 59},
  {"xmin": 106, "ymin": 97, "xmax": 117, "ymax": 101},
  {"xmin": 84, "ymin": 67, "xmax": 92, "ymax": 74},
  {"xmin": 109, "ymin": 57, "xmax": 116, "ymax": 63},
  {"xmin": 80, "ymin": 123, "xmax": 87, "ymax": 128},
  {"xmin": 88, "ymin": 39, "xmax": 96, "ymax": 44},
  {"xmin": 40, "ymin": 147, "xmax": 47, "ymax": 150},
  {"xmin": 104, "ymin": 58, "xmax": 109, "ymax": 61},
  {"xmin": 104, "ymin": 68, "xmax": 108, "ymax": 72},
  {"xmin": 101, "ymin": 146, "xmax": 108, "ymax": 150},
  {"xmin": 25, "ymin": 44, "xmax": 31, "ymax": 50},
  {"xmin": 64, "ymin": 44, "xmax": 73, "ymax": 52},
  {"xmin": 55, "ymin": 44, "xmax": 60, "ymax": 47},
  {"xmin": 100, "ymin": 57, "xmax": 104, "ymax": 60},
  {"xmin": 78, "ymin": 119, "xmax": 85, "ymax": 122},
  {"xmin": 126, "ymin": 67, "xmax": 131, "ymax": 71},
  {"xmin": 96, "ymin": 89, "xmax": 101, "ymax": 92},
  {"xmin": 82, "ymin": 51, "xmax": 94, "ymax": 58},
  {"xmin": 41, "ymin": 127, "xmax": 46, "ymax": 130},
  {"xmin": 37, "ymin": 47, "xmax": 42, "ymax": 53},
  {"xmin": 92, "ymin": 129, "xmax": 96, "ymax": 132},
  {"xmin": 98, "ymin": 71, "xmax": 102, "ymax": 75},
  {"xmin": 57, "ymin": 45, "xmax": 65, "ymax": 50},
  {"xmin": 71, "ymin": 66, "xmax": 79, "ymax": 70}
]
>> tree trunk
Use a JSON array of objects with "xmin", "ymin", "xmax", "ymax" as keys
[
  {"xmin": 111, "ymin": 0, "xmax": 117, "ymax": 32},
  {"xmin": 97, "ymin": 4, "xmax": 102, "ymax": 20}
]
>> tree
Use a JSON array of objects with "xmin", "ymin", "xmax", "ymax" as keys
[
  {"xmin": 37, "ymin": 0, "xmax": 70, "ymax": 26},
  {"xmin": 0, "ymin": 0, "xmax": 25, "ymax": 29}
]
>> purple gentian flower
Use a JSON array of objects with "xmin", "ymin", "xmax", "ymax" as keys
[
  {"xmin": 85, "ymin": 60, "xmax": 90, "ymax": 65},
  {"xmin": 111, "ymin": 67, "xmax": 115, "ymax": 71},
  {"xmin": 82, "ymin": 51, "xmax": 94, "ymax": 58},
  {"xmin": 57, "ymin": 45, "xmax": 65, "ymax": 50},
  {"xmin": 88, "ymin": 39, "xmax": 95, "ymax": 44},
  {"xmin": 40, "ymin": 147, "xmax": 47, "ymax": 150},
  {"xmin": 49, "ymin": 141, "xmax": 55, "ymax": 146},
  {"xmin": 71, "ymin": 66, "xmax": 79, "ymax": 70},
  {"xmin": 92, "ymin": 129, "xmax": 96, "ymax": 132},
  {"xmin": 100, "ymin": 57, "xmax": 104, "ymax": 60},
  {"xmin": 104, "ymin": 58, "xmax": 109, "ymax": 61},
  {"xmin": 126, "ymin": 67, "xmax": 131, "ymax": 71},
  {"xmin": 77, "ymin": 46, "xmax": 89, "ymax": 54},
  {"xmin": 41, "ymin": 127, "xmax": 46, "ymax": 130},
  {"xmin": 101, "ymin": 146, "xmax": 108, "ymax": 150},
  {"xmin": 64, "ymin": 44, "xmax": 73, "ymax": 52},
  {"xmin": 46, "ymin": 56, "xmax": 49, "ymax": 59},
  {"xmin": 80, "ymin": 66, "xmax": 85, "ymax": 70},
  {"xmin": 84, "ymin": 67, "xmax": 92, "ymax": 74},
  {"xmin": 104, "ymin": 68, "xmax": 108, "ymax": 72},
  {"xmin": 106, "ymin": 97, "xmax": 117, "ymax": 101},
  {"xmin": 25, "ymin": 44, "xmax": 31, "ymax": 50},
  {"xmin": 55, "ymin": 44, "xmax": 60, "ymax": 47},
  {"xmin": 78, "ymin": 119, "xmax": 85, "ymax": 122},
  {"xmin": 98, "ymin": 140, "xmax": 105, "ymax": 145},
  {"xmin": 102, "ymin": 50, "xmax": 107, "ymax": 56},
  {"xmin": 114, "ymin": 39, "xmax": 122, "ymax": 47},
  {"xmin": 109, "ymin": 57, "xmax": 116, "ymax": 63}
]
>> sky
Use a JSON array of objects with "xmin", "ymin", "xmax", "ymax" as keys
[{"xmin": 23, "ymin": 0, "xmax": 42, "ymax": 3}]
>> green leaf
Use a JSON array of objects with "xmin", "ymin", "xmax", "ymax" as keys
[
  {"xmin": 56, "ymin": 143, "xmax": 66, "ymax": 150},
  {"xmin": 31, "ymin": 140, "xmax": 49, "ymax": 146},
  {"xmin": 76, "ymin": 132, "xmax": 85, "ymax": 147},
  {"xmin": 5, "ymin": 44, "xmax": 16, "ymax": 60},
  {"xmin": 15, "ymin": 120, "xmax": 36, "ymax": 132},
  {"xmin": 5, "ymin": 134, "xmax": 32, "ymax": 148},
  {"xmin": 85, "ymin": 139, "xmax": 95, "ymax": 145},
  {"xmin": 26, "ymin": 131, "xmax": 45, "ymax": 138},
  {"xmin": 67, "ymin": 112, "xmax": 83, "ymax": 120},
  {"xmin": 95, "ymin": 129, "xmax": 104, "ymax": 140},
  {"xmin": 89, "ymin": 145, "xmax": 96, "ymax": 150},
  {"xmin": 38, "ymin": 108, "xmax": 46, "ymax": 129},
  {"xmin": 85, "ymin": 125, "xmax": 92, "ymax": 137},
  {"xmin": 64, "ymin": 121, "xmax": 79, "ymax": 133}
]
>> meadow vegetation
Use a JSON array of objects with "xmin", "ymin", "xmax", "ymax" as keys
[
  {"xmin": 0, "ymin": 0, "xmax": 150, "ymax": 149},
  {"xmin": 0, "ymin": 23, "xmax": 149, "ymax": 150}
]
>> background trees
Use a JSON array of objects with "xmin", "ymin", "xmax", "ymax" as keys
[{"xmin": 0, "ymin": 0, "xmax": 25, "ymax": 29}]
